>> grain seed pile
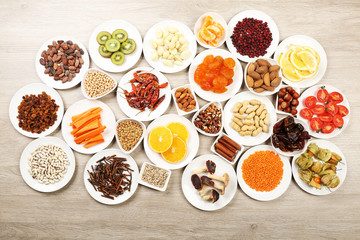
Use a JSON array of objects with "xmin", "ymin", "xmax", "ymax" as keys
[{"xmin": 83, "ymin": 70, "xmax": 115, "ymax": 98}]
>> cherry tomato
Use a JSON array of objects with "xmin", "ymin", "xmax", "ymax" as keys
[
  {"xmin": 317, "ymin": 88, "xmax": 329, "ymax": 103},
  {"xmin": 325, "ymin": 101, "xmax": 339, "ymax": 116},
  {"xmin": 278, "ymin": 98, "xmax": 284, "ymax": 103},
  {"xmin": 291, "ymin": 109, "xmax": 298, "ymax": 115},
  {"xmin": 332, "ymin": 114, "xmax": 344, "ymax": 128},
  {"xmin": 322, "ymin": 123, "xmax": 335, "ymax": 134},
  {"xmin": 338, "ymin": 105, "xmax": 349, "ymax": 117},
  {"xmin": 319, "ymin": 113, "xmax": 333, "ymax": 122},
  {"xmin": 311, "ymin": 105, "xmax": 325, "ymax": 115},
  {"xmin": 304, "ymin": 96, "xmax": 317, "ymax": 108},
  {"xmin": 300, "ymin": 108, "xmax": 313, "ymax": 120},
  {"xmin": 329, "ymin": 92, "xmax": 343, "ymax": 104},
  {"xmin": 284, "ymin": 107, "xmax": 291, "ymax": 113},
  {"xmin": 310, "ymin": 117, "xmax": 323, "ymax": 132},
  {"xmin": 313, "ymin": 177, "xmax": 321, "ymax": 184}
]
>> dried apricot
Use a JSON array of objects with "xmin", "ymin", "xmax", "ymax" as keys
[
  {"xmin": 223, "ymin": 58, "xmax": 235, "ymax": 68},
  {"xmin": 203, "ymin": 55, "xmax": 215, "ymax": 65},
  {"xmin": 220, "ymin": 66, "xmax": 234, "ymax": 80}
]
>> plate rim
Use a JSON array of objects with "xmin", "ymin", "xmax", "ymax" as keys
[
  {"xmin": 273, "ymin": 34, "xmax": 328, "ymax": 89},
  {"xmin": 116, "ymin": 66, "xmax": 172, "ymax": 122},
  {"xmin": 142, "ymin": 19, "xmax": 197, "ymax": 73},
  {"xmin": 226, "ymin": 9, "xmax": 280, "ymax": 63},
  {"xmin": 88, "ymin": 19, "xmax": 143, "ymax": 73},
  {"xmin": 143, "ymin": 113, "xmax": 199, "ymax": 170},
  {"xmin": 188, "ymin": 48, "xmax": 243, "ymax": 102},
  {"xmin": 83, "ymin": 148, "xmax": 139, "ymax": 205},
  {"xmin": 296, "ymin": 84, "xmax": 350, "ymax": 139},
  {"xmin": 181, "ymin": 153, "xmax": 237, "ymax": 211},
  {"xmin": 35, "ymin": 35, "xmax": 90, "ymax": 89},
  {"xmin": 236, "ymin": 144, "xmax": 292, "ymax": 201},
  {"xmin": 9, "ymin": 83, "xmax": 64, "ymax": 138},
  {"xmin": 291, "ymin": 139, "xmax": 347, "ymax": 195},
  {"xmin": 19, "ymin": 136, "xmax": 76, "ymax": 192},
  {"xmin": 61, "ymin": 98, "xmax": 116, "ymax": 154}
]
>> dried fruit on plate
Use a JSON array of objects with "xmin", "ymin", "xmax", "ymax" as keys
[
  {"xmin": 194, "ymin": 55, "xmax": 235, "ymax": 93},
  {"xmin": 198, "ymin": 16, "xmax": 225, "ymax": 47}
]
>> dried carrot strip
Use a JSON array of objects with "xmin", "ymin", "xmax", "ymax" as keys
[{"xmin": 242, "ymin": 150, "xmax": 283, "ymax": 192}]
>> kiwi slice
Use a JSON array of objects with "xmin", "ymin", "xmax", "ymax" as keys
[
  {"xmin": 96, "ymin": 31, "xmax": 111, "ymax": 45},
  {"xmin": 120, "ymin": 39, "xmax": 136, "ymax": 55},
  {"xmin": 111, "ymin": 51, "xmax": 125, "ymax": 65},
  {"xmin": 112, "ymin": 29, "xmax": 128, "ymax": 43},
  {"xmin": 105, "ymin": 38, "xmax": 121, "ymax": 52},
  {"xmin": 98, "ymin": 45, "xmax": 112, "ymax": 58}
]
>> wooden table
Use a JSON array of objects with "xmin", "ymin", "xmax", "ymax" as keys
[{"xmin": 1, "ymin": 1, "xmax": 359, "ymax": 239}]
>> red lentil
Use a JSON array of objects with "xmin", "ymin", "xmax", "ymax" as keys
[
  {"xmin": 231, "ymin": 18, "xmax": 272, "ymax": 58},
  {"xmin": 242, "ymin": 150, "xmax": 283, "ymax": 192}
]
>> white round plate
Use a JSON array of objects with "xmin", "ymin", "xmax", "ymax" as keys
[
  {"xmin": 188, "ymin": 49, "xmax": 243, "ymax": 102},
  {"xmin": 274, "ymin": 35, "xmax": 327, "ymax": 88},
  {"xmin": 143, "ymin": 20, "xmax": 197, "ymax": 73},
  {"xmin": 88, "ymin": 20, "xmax": 143, "ymax": 73},
  {"xmin": 226, "ymin": 10, "xmax": 279, "ymax": 63},
  {"xmin": 116, "ymin": 67, "xmax": 172, "ymax": 122},
  {"xmin": 292, "ymin": 139, "xmax": 347, "ymax": 195},
  {"xmin": 61, "ymin": 99, "xmax": 116, "ymax": 154},
  {"xmin": 297, "ymin": 84, "xmax": 350, "ymax": 139},
  {"xmin": 19, "ymin": 137, "xmax": 76, "ymax": 192},
  {"xmin": 9, "ymin": 83, "xmax": 64, "ymax": 138},
  {"xmin": 143, "ymin": 114, "xmax": 199, "ymax": 170},
  {"xmin": 83, "ymin": 148, "xmax": 139, "ymax": 205},
  {"xmin": 271, "ymin": 116, "xmax": 310, "ymax": 157},
  {"xmin": 223, "ymin": 91, "xmax": 277, "ymax": 146},
  {"xmin": 182, "ymin": 154, "xmax": 237, "ymax": 211},
  {"xmin": 194, "ymin": 12, "xmax": 228, "ymax": 49},
  {"xmin": 244, "ymin": 58, "xmax": 283, "ymax": 96},
  {"xmin": 237, "ymin": 145, "xmax": 291, "ymax": 201},
  {"xmin": 35, "ymin": 36, "xmax": 90, "ymax": 89}
]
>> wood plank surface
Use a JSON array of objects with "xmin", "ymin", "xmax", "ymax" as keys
[{"xmin": 0, "ymin": 0, "xmax": 359, "ymax": 239}]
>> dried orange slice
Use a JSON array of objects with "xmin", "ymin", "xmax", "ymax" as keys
[
  {"xmin": 149, "ymin": 126, "xmax": 173, "ymax": 153},
  {"xmin": 161, "ymin": 136, "xmax": 187, "ymax": 163},
  {"xmin": 166, "ymin": 122, "xmax": 189, "ymax": 142}
]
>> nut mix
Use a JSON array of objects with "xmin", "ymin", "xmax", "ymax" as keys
[
  {"xmin": 39, "ymin": 40, "xmax": 85, "ymax": 83},
  {"xmin": 17, "ymin": 91, "xmax": 59, "ymax": 134},
  {"xmin": 175, "ymin": 87, "xmax": 196, "ymax": 112},
  {"xmin": 194, "ymin": 103, "xmax": 222, "ymax": 134},
  {"xmin": 84, "ymin": 70, "xmax": 115, "ymax": 98},
  {"xmin": 117, "ymin": 120, "xmax": 143, "ymax": 151},
  {"xmin": 29, "ymin": 144, "xmax": 69, "ymax": 184},
  {"xmin": 246, "ymin": 59, "xmax": 281, "ymax": 93}
]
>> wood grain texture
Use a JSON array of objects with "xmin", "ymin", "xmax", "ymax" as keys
[{"xmin": 1, "ymin": 0, "xmax": 360, "ymax": 239}]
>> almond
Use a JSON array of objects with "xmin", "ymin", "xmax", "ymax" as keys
[{"xmin": 246, "ymin": 75, "xmax": 254, "ymax": 88}]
